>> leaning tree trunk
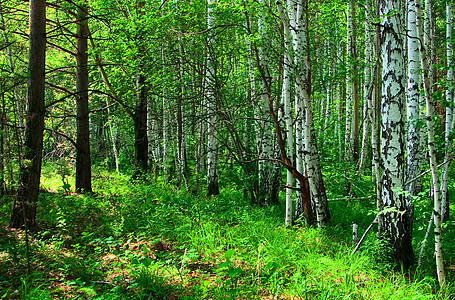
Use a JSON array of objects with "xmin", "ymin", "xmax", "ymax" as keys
[
  {"xmin": 75, "ymin": 0, "xmax": 92, "ymax": 193},
  {"xmin": 377, "ymin": 0, "xmax": 414, "ymax": 269},
  {"xmin": 10, "ymin": 0, "xmax": 46, "ymax": 229},
  {"xmin": 298, "ymin": 0, "xmax": 330, "ymax": 226},
  {"xmin": 277, "ymin": 0, "xmax": 328, "ymax": 226}
]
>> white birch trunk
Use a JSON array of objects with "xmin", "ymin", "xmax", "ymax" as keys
[
  {"xmin": 440, "ymin": 0, "xmax": 453, "ymax": 222},
  {"xmin": 162, "ymin": 91, "xmax": 169, "ymax": 180},
  {"xmin": 289, "ymin": 0, "xmax": 303, "ymax": 221},
  {"xmin": 359, "ymin": 1, "xmax": 373, "ymax": 171},
  {"xmin": 416, "ymin": 1, "xmax": 446, "ymax": 287},
  {"xmin": 371, "ymin": 6, "xmax": 382, "ymax": 210},
  {"xmin": 378, "ymin": 0, "xmax": 414, "ymax": 268},
  {"xmin": 424, "ymin": 0, "xmax": 434, "ymax": 92},
  {"xmin": 406, "ymin": 0, "xmax": 422, "ymax": 200},
  {"xmin": 277, "ymin": 0, "xmax": 330, "ymax": 226},
  {"xmin": 283, "ymin": 0, "xmax": 294, "ymax": 225},
  {"xmin": 106, "ymin": 98, "xmax": 119, "ymax": 174},
  {"xmin": 257, "ymin": 0, "xmax": 279, "ymax": 205},
  {"xmin": 345, "ymin": 0, "xmax": 354, "ymax": 160}
]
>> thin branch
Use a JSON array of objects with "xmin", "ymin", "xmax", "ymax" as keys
[
  {"xmin": 44, "ymin": 128, "xmax": 77, "ymax": 149},
  {"xmin": 405, "ymin": 157, "xmax": 454, "ymax": 186}
]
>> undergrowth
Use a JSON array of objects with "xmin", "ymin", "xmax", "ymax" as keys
[{"xmin": 0, "ymin": 167, "xmax": 453, "ymax": 299}]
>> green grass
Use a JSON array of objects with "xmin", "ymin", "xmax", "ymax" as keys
[{"xmin": 0, "ymin": 166, "xmax": 454, "ymax": 299}]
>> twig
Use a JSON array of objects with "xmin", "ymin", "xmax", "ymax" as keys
[
  {"xmin": 351, "ymin": 217, "xmax": 378, "ymax": 255},
  {"xmin": 405, "ymin": 157, "xmax": 454, "ymax": 186},
  {"xmin": 418, "ymin": 212, "xmax": 434, "ymax": 267},
  {"xmin": 328, "ymin": 195, "xmax": 374, "ymax": 202}
]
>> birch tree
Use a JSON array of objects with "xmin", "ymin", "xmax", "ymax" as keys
[
  {"xmin": 283, "ymin": 0, "xmax": 293, "ymax": 225},
  {"xmin": 416, "ymin": 0, "xmax": 446, "ymax": 287},
  {"xmin": 378, "ymin": 0, "xmax": 414, "ymax": 268},
  {"xmin": 277, "ymin": 0, "xmax": 329, "ymax": 226},
  {"xmin": 345, "ymin": 0, "xmax": 359, "ymax": 162},
  {"xmin": 359, "ymin": 0, "xmax": 373, "ymax": 171},
  {"xmin": 405, "ymin": 0, "xmax": 421, "ymax": 201},
  {"xmin": 440, "ymin": 0, "xmax": 453, "ymax": 222},
  {"xmin": 256, "ymin": 0, "xmax": 279, "ymax": 205}
]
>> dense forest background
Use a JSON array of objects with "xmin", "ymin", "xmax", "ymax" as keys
[{"xmin": 0, "ymin": 0, "xmax": 455, "ymax": 298}]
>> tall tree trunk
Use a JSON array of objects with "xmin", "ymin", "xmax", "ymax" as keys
[
  {"xmin": 206, "ymin": 0, "xmax": 219, "ymax": 196},
  {"xmin": 359, "ymin": 0, "xmax": 373, "ymax": 171},
  {"xmin": 405, "ymin": 0, "xmax": 421, "ymax": 206},
  {"xmin": 299, "ymin": 0, "xmax": 330, "ymax": 226},
  {"xmin": 75, "ymin": 1, "xmax": 92, "ymax": 193},
  {"xmin": 10, "ymin": 0, "xmax": 46, "ymax": 229},
  {"xmin": 283, "ymin": 0, "xmax": 293, "ymax": 225},
  {"xmin": 345, "ymin": 0, "xmax": 359, "ymax": 162},
  {"xmin": 290, "ymin": 0, "xmax": 305, "ymax": 222},
  {"xmin": 440, "ymin": 0, "xmax": 453, "ymax": 222},
  {"xmin": 177, "ymin": 42, "xmax": 188, "ymax": 189},
  {"xmin": 134, "ymin": 0, "xmax": 148, "ymax": 174},
  {"xmin": 245, "ymin": 32, "xmax": 260, "ymax": 203},
  {"xmin": 424, "ymin": 0, "xmax": 434, "ymax": 93},
  {"xmin": 416, "ymin": 1, "xmax": 446, "ymax": 287},
  {"xmin": 256, "ymin": 0, "xmax": 279, "ymax": 205},
  {"xmin": 378, "ymin": 0, "xmax": 414, "ymax": 268},
  {"xmin": 134, "ymin": 73, "xmax": 148, "ymax": 173},
  {"xmin": 277, "ymin": 0, "xmax": 329, "ymax": 226},
  {"xmin": 371, "ymin": 3, "xmax": 382, "ymax": 212}
]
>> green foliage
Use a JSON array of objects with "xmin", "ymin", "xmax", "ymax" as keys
[{"xmin": 2, "ymin": 168, "xmax": 453, "ymax": 298}]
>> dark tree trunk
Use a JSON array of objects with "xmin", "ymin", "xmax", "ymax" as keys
[
  {"xmin": 75, "ymin": 1, "xmax": 92, "ymax": 193},
  {"xmin": 0, "ymin": 94, "xmax": 5, "ymax": 196},
  {"xmin": 134, "ymin": 72, "xmax": 148, "ymax": 172},
  {"xmin": 133, "ymin": 0, "xmax": 148, "ymax": 175},
  {"xmin": 10, "ymin": 0, "xmax": 46, "ymax": 229}
]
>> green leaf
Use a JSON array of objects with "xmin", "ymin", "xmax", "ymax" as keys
[
  {"xmin": 224, "ymin": 249, "xmax": 235, "ymax": 260},
  {"xmin": 218, "ymin": 261, "xmax": 230, "ymax": 268},
  {"xmin": 228, "ymin": 267, "xmax": 245, "ymax": 278},
  {"xmin": 141, "ymin": 258, "xmax": 153, "ymax": 267}
]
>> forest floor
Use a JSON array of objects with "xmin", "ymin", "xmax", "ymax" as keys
[{"xmin": 0, "ymin": 166, "xmax": 454, "ymax": 299}]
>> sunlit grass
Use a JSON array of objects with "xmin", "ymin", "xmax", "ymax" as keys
[{"xmin": 0, "ymin": 167, "xmax": 454, "ymax": 299}]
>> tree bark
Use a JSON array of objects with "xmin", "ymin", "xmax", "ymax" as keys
[
  {"xmin": 75, "ymin": 0, "xmax": 92, "ymax": 193},
  {"xmin": 378, "ymin": 0, "xmax": 414, "ymax": 269},
  {"xmin": 440, "ymin": 0, "xmax": 453, "ymax": 222},
  {"xmin": 345, "ymin": 0, "xmax": 360, "ymax": 163},
  {"xmin": 133, "ymin": 0, "xmax": 148, "ymax": 174},
  {"xmin": 10, "ymin": 0, "xmax": 46, "ymax": 229},
  {"xmin": 282, "ymin": 0, "xmax": 293, "ymax": 225}
]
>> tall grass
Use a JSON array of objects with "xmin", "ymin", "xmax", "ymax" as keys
[{"xmin": 0, "ymin": 167, "xmax": 453, "ymax": 299}]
